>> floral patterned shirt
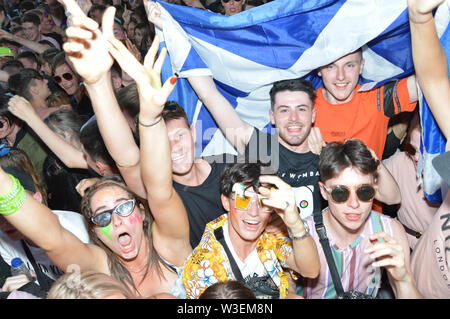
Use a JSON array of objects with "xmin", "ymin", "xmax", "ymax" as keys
[{"xmin": 182, "ymin": 214, "xmax": 293, "ymax": 299}]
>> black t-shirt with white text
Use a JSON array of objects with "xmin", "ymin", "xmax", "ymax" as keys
[{"xmin": 245, "ymin": 128, "xmax": 323, "ymax": 218}]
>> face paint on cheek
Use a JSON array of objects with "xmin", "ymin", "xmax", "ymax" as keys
[
  {"xmin": 230, "ymin": 206, "xmax": 239, "ymax": 220},
  {"xmin": 128, "ymin": 212, "xmax": 142, "ymax": 225},
  {"xmin": 100, "ymin": 224, "xmax": 113, "ymax": 242}
]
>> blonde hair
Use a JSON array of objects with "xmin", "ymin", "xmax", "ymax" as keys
[{"xmin": 47, "ymin": 270, "xmax": 135, "ymax": 299}]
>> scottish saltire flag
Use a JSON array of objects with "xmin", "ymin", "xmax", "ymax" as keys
[
  {"xmin": 418, "ymin": 1, "xmax": 449, "ymax": 203},
  {"xmin": 155, "ymin": 0, "xmax": 448, "ymax": 201}
]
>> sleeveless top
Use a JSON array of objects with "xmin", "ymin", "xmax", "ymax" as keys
[
  {"xmin": 300, "ymin": 210, "xmax": 394, "ymax": 299},
  {"xmin": 159, "ymin": 256, "xmax": 186, "ymax": 299}
]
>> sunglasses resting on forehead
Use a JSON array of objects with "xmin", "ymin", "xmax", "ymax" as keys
[
  {"xmin": 323, "ymin": 184, "xmax": 376, "ymax": 204},
  {"xmin": 222, "ymin": 0, "xmax": 243, "ymax": 3},
  {"xmin": 90, "ymin": 199, "xmax": 136, "ymax": 227},
  {"xmin": 231, "ymin": 183, "xmax": 272, "ymax": 213}
]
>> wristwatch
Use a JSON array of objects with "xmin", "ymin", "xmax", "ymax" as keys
[{"xmin": 288, "ymin": 220, "xmax": 310, "ymax": 241}]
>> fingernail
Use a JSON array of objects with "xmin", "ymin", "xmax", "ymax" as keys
[{"xmin": 170, "ymin": 76, "xmax": 178, "ymax": 85}]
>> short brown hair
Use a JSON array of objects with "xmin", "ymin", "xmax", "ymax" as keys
[
  {"xmin": 269, "ymin": 79, "xmax": 316, "ymax": 110},
  {"xmin": 318, "ymin": 139, "xmax": 379, "ymax": 183},
  {"xmin": 161, "ymin": 101, "xmax": 190, "ymax": 128}
]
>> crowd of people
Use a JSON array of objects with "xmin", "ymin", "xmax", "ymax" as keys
[{"xmin": 0, "ymin": 0, "xmax": 447, "ymax": 301}]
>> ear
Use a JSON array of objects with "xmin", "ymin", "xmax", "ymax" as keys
[
  {"xmin": 269, "ymin": 108, "xmax": 276, "ymax": 126},
  {"xmin": 311, "ymin": 107, "xmax": 316, "ymax": 124},
  {"xmin": 96, "ymin": 161, "xmax": 111, "ymax": 176},
  {"xmin": 318, "ymin": 181, "xmax": 328, "ymax": 201},
  {"xmin": 190, "ymin": 123, "xmax": 196, "ymax": 144},
  {"xmin": 29, "ymin": 83, "xmax": 39, "ymax": 96},
  {"xmin": 221, "ymin": 194, "xmax": 231, "ymax": 212},
  {"xmin": 32, "ymin": 191, "xmax": 43, "ymax": 204},
  {"xmin": 359, "ymin": 58, "xmax": 365, "ymax": 75},
  {"xmin": 317, "ymin": 68, "xmax": 323, "ymax": 77}
]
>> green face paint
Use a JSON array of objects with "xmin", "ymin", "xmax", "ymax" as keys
[{"xmin": 100, "ymin": 224, "xmax": 113, "ymax": 242}]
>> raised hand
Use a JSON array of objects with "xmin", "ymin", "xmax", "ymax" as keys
[
  {"xmin": 59, "ymin": 0, "xmax": 115, "ymax": 85},
  {"xmin": 258, "ymin": 175, "xmax": 304, "ymax": 231},
  {"xmin": 364, "ymin": 232, "xmax": 408, "ymax": 282},
  {"xmin": 407, "ymin": 0, "xmax": 445, "ymax": 23},
  {"xmin": 144, "ymin": 0, "xmax": 163, "ymax": 29},
  {"xmin": 107, "ymin": 34, "xmax": 177, "ymax": 124},
  {"xmin": 7, "ymin": 95, "xmax": 39, "ymax": 124}
]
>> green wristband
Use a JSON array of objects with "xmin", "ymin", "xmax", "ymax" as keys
[{"xmin": 0, "ymin": 174, "xmax": 26, "ymax": 216}]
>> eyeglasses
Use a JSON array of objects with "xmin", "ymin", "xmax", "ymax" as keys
[
  {"xmin": 53, "ymin": 72, "xmax": 73, "ymax": 84},
  {"xmin": 90, "ymin": 199, "xmax": 136, "ymax": 227},
  {"xmin": 232, "ymin": 183, "xmax": 272, "ymax": 213},
  {"xmin": 222, "ymin": 0, "xmax": 242, "ymax": 3},
  {"xmin": 323, "ymin": 184, "xmax": 376, "ymax": 203}
]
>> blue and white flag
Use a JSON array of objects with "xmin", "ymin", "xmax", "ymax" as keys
[{"xmin": 156, "ymin": 0, "xmax": 448, "ymax": 201}]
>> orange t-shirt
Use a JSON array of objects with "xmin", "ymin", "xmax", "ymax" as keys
[{"xmin": 314, "ymin": 78, "xmax": 417, "ymax": 159}]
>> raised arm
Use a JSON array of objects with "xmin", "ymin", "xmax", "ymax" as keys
[
  {"xmin": 188, "ymin": 76, "xmax": 254, "ymax": 153},
  {"xmin": 108, "ymin": 35, "xmax": 192, "ymax": 266},
  {"xmin": 7, "ymin": 95, "xmax": 88, "ymax": 169},
  {"xmin": 0, "ymin": 29, "xmax": 50, "ymax": 54},
  {"xmin": 259, "ymin": 175, "xmax": 320, "ymax": 279},
  {"xmin": 408, "ymin": 0, "xmax": 450, "ymax": 139},
  {"xmin": 61, "ymin": 1, "xmax": 146, "ymax": 197},
  {"xmin": 365, "ymin": 221, "xmax": 423, "ymax": 298},
  {"xmin": 145, "ymin": 0, "xmax": 254, "ymax": 153},
  {"xmin": 0, "ymin": 166, "xmax": 107, "ymax": 275}
]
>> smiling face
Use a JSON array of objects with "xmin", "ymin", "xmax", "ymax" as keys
[
  {"xmin": 89, "ymin": 186, "xmax": 146, "ymax": 260},
  {"xmin": 22, "ymin": 22, "xmax": 40, "ymax": 42},
  {"xmin": 318, "ymin": 50, "xmax": 364, "ymax": 104},
  {"xmin": 166, "ymin": 118, "xmax": 196, "ymax": 177},
  {"xmin": 54, "ymin": 63, "xmax": 79, "ymax": 96},
  {"xmin": 270, "ymin": 90, "xmax": 316, "ymax": 153},
  {"xmin": 319, "ymin": 166, "xmax": 375, "ymax": 235}
]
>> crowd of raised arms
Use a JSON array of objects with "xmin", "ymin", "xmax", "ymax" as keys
[{"xmin": 0, "ymin": 0, "xmax": 447, "ymax": 301}]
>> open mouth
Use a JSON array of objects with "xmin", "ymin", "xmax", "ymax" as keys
[
  {"xmin": 118, "ymin": 232, "xmax": 134, "ymax": 253},
  {"xmin": 243, "ymin": 219, "xmax": 261, "ymax": 230}
]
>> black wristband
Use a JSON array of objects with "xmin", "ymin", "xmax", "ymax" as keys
[{"xmin": 138, "ymin": 116, "xmax": 163, "ymax": 127}]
